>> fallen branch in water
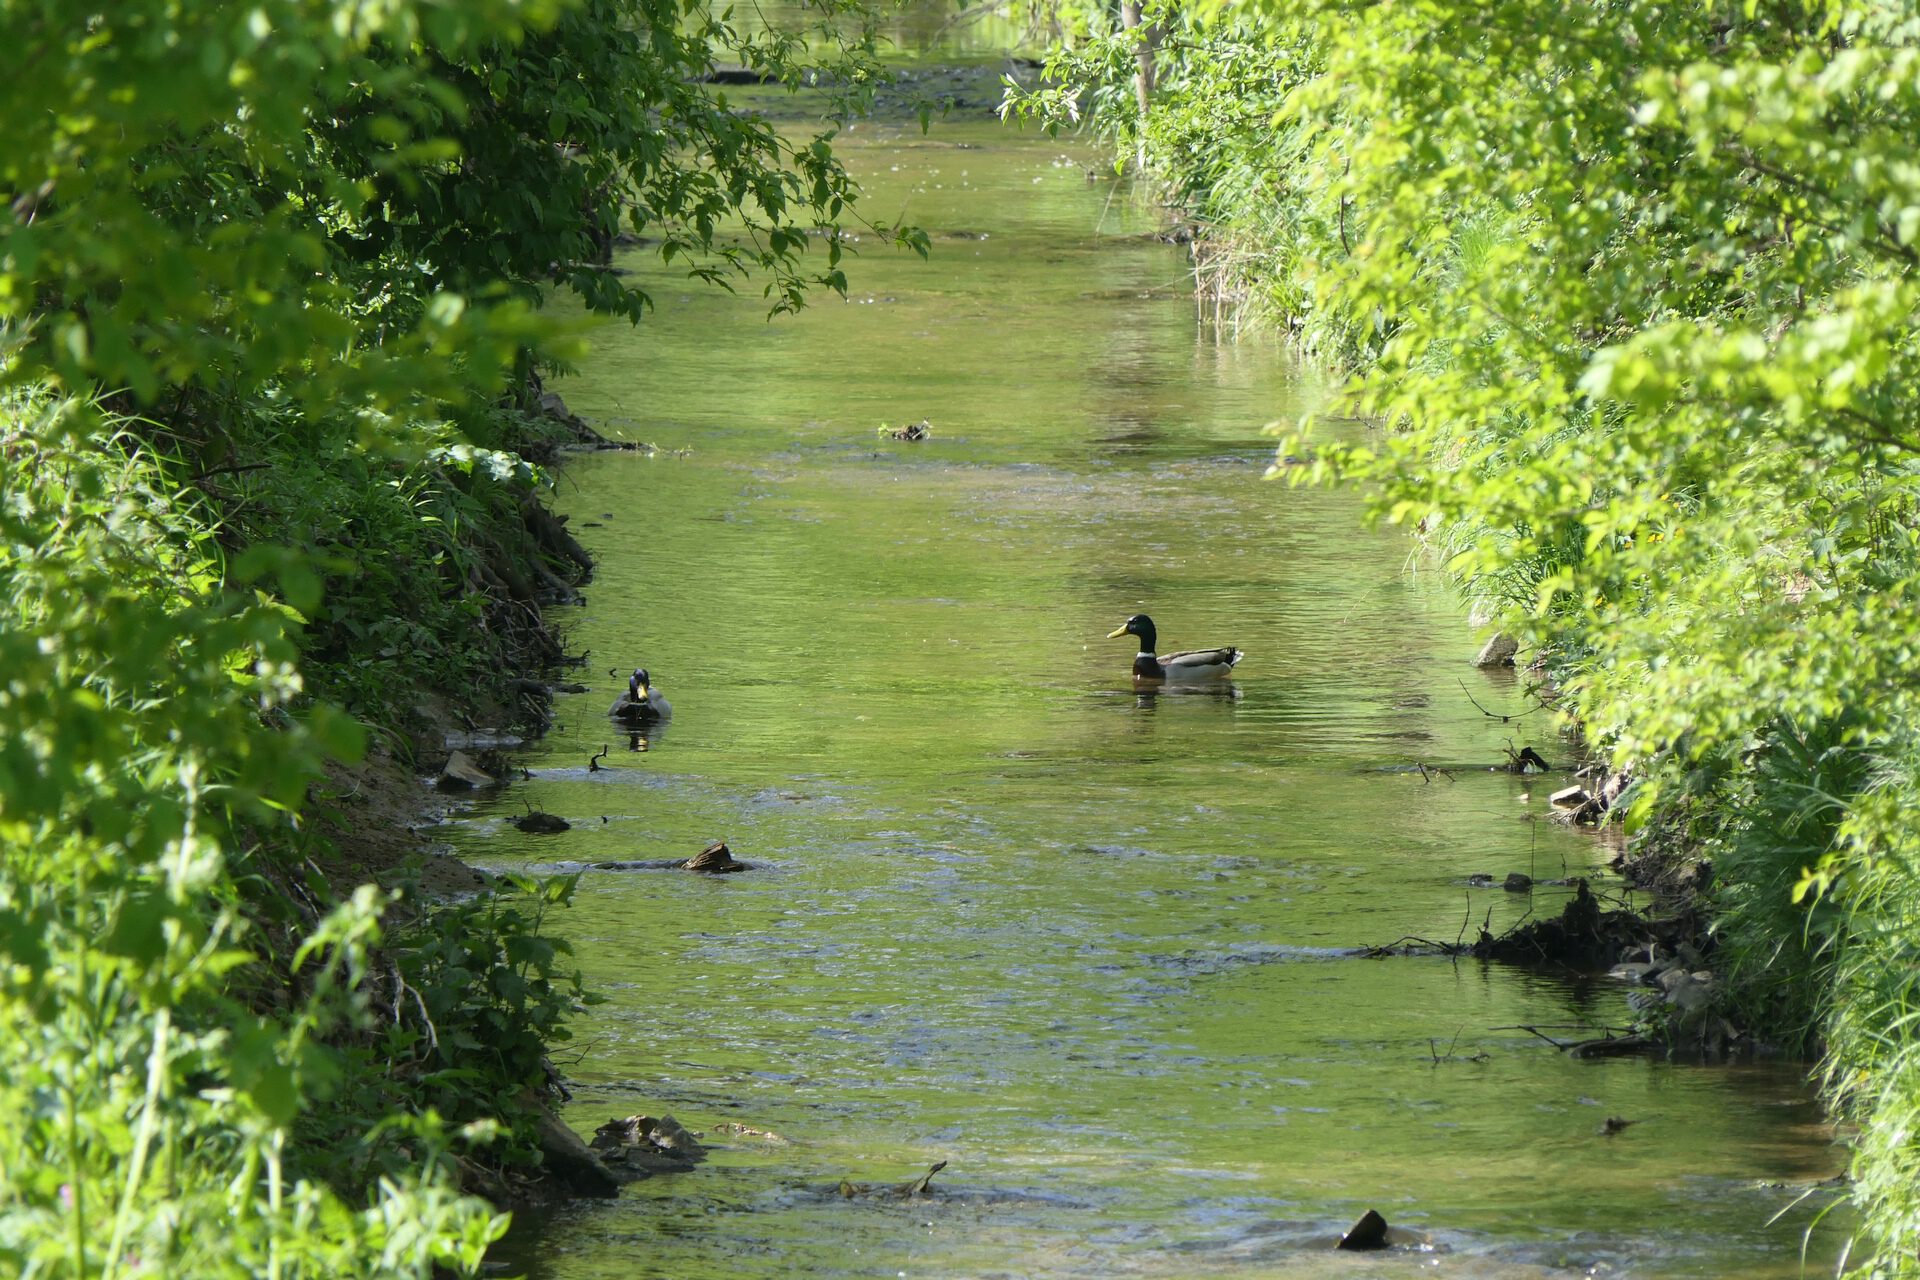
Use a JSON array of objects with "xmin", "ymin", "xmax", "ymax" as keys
[
  {"xmin": 1458, "ymin": 678, "xmax": 1546, "ymax": 723},
  {"xmin": 1490, "ymin": 1025, "xmax": 1652, "ymax": 1057},
  {"xmin": 1357, "ymin": 935, "xmax": 1459, "ymax": 957},
  {"xmin": 1500, "ymin": 1024, "xmax": 1572, "ymax": 1050},
  {"xmin": 1428, "ymin": 1026, "xmax": 1490, "ymax": 1065}
]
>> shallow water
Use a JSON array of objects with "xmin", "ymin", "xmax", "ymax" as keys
[{"xmin": 456, "ymin": 98, "xmax": 1847, "ymax": 1279}]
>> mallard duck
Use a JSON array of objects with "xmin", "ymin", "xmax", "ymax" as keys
[
  {"xmin": 1106, "ymin": 615, "xmax": 1241, "ymax": 685},
  {"xmin": 608, "ymin": 667, "xmax": 672, "ymax": 721}
]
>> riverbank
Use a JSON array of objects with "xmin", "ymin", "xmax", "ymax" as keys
[
  {"xmin": 0, "ymin": 1, "xmax": 905, "ymax": 1272},
  {"xmin": 1011, "ymin": 3, "xmax": 1920, "ymax": 1268}
]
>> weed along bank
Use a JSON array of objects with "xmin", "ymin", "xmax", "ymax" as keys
[{"xmin": 0, "ymin": 0, "xmax": 1885, "ymax": 1277}]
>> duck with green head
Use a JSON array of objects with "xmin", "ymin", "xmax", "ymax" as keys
[
  {"xmin": 609, "ymin": 667, "xmax": 673, "ymax": 721},
  {"xmin": 1106, "ymin": 615, "xmax": 1241, "ymax": 686}
]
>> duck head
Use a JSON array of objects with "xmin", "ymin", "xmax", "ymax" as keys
[
  {"xmin": 1106, "ymin": 614, "xmax": 1157, "ymax": 651},
  {"xmin": 628, "ymin": 668, "xmax": 652, "ymax": 700}
]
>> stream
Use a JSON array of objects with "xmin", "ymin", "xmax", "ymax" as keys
[{"xmin": 459, "ymin": 56, "xmax": 1847, "ymax": 1280}]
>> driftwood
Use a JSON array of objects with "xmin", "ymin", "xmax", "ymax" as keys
[
  {"xmin": 838, "ymin": 1161, "xmax": 947, "ymax": 1200},
  {"xmin": 1471, "ymin": 879, "xmax": 1635, "ymax": 968},
  {"xmin": 683, "ymin": 840, "xmax": 744, "ymax": 873},
  {"xmin": 1491, "ymin": 1024, "xmax": 1652, "ymax": 1058},
  {"xmin": 590, "ymin": 840, "xmax": 752, "ymax": 874},
  {"xmin": 1468, "ymin": 879, "xmax": 1700, "ymax": 972}
]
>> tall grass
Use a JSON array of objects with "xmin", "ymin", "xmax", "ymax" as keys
[{"xmin": 0, "ymin": 388, "xmax": 592, "ymax": 1277}]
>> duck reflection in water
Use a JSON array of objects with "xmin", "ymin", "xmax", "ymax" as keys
[{"xmin": 1132, "ymin": 683, "xmax": 1244, "ymax": 712}]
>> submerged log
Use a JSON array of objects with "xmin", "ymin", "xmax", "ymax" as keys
[
  {"xmin": 1567, "ymin": 1035, "xmax": 1658, "ymax": 1060},
  {"xmin": 528, "ymin": 1102, "xmax": 620, "ymax": 1198},
  {"xmin": 704, "ymin": 65, "xmax": 777, "ymax": 84}
]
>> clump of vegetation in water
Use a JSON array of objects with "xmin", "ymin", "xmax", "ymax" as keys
[
  {"xmin": 1012, "ymin": 0, "xmax": 1920, "ymax": 1268},
  {"xmin": 0, "ymin": 0, "xmax": 906, "ymax": 1271}
]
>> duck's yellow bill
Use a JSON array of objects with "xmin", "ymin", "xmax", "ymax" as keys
[{"xmin": 1106, "ymin": 626, "xmax": 1129, "ymax": 639}]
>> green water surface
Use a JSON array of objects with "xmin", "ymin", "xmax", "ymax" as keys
[{"xmin": 459, "ymin": 99, "xmax": 1846, "ymax": 1279}]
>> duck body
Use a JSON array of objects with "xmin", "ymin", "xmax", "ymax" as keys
[
  {"xmin": 1107, "ymin": 615, "xmax": 1241, "ymax": 685},
  {"xmin": 609, "ymin": 667, "xmax": 673, "ymax": 721}
]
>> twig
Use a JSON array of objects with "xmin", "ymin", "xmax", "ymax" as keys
[
  {"xmin": 1428, "ymin": 1026, "xmax": 1490, "ymax": 1066},
  {"xmin": 192, "ymin": 461, "xmax": 274, "ymax": 482},
  {"xmin": 1458, "ymin": 678, "xmax": 1545, "ymax": 723},
  {"xmin": 1496, "ymin": 1024, "xmax": 1571, "ymax": 1050},
  {"xmin": 1359, "ymin": 934, "xmax": 1462, "ymax": 957}
]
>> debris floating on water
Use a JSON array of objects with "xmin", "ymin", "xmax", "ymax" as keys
[
  {"xmin": 1337, "ymin": 1208, "xmax": 1390, "ymax": 1251},
  {"xmin": 838, "ymin": 1160, "xmax": 948, "ymax": 1200}
]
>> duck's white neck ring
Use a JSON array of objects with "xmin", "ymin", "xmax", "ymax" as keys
[{"xmin": 1137, "ymin": 651, "xmax": 1156, "ymax": 659}]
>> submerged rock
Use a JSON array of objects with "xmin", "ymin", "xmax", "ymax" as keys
[
  {"xmin": 513, "ymin": 810, "xmax": 571, "ymax": 834},
  {"xmin": 1659, "ymin": 968, "xmax": 1717, "ymax": 1011},
  {"xmin": 712, "ymin": 1121, "xmax": 792, "ymax": 1145},
  {"xmin": 436, "ymin": 750, "xmax": 499, "ymax": 791},
  {"xmin": 1503, "ymin": 872, "xmax": 1534, "ymax": 892},
  {"xmin": 590, "ymin": 1114, "xmax": 707, "ymax": 1180}
]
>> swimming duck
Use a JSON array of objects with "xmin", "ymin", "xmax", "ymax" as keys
[
  {"xmin": 608, "ymin": 667, "xmax": 673, "ymax": 721},
  {"xmin": 1106, "ymin": 615, "xmax": 1242, "ymax": 685}
]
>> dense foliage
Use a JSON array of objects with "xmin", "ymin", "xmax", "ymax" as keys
[
  {"xmin": 2, "ymin": 0, "xmax": 888, "ymax": 1274},
  {"xmin": 1016, "ymin": 0, "xmax": 1920, "ymax": 1269}
]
